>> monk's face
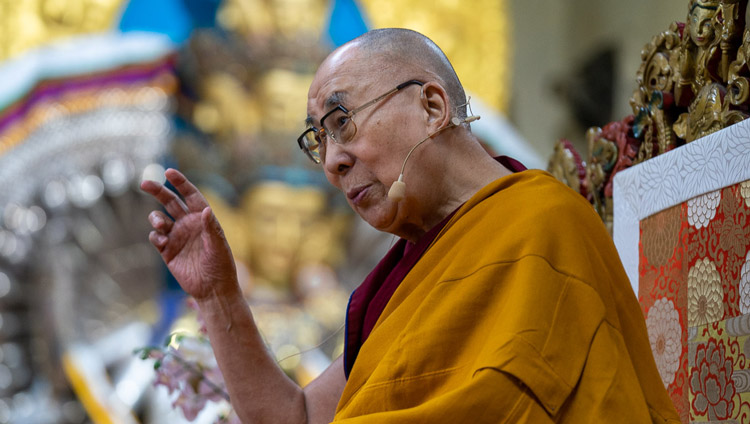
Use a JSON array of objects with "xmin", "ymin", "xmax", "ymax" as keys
[{"xmin": 307, "ymin": 44, "xmax": 427, "ymax": 236}]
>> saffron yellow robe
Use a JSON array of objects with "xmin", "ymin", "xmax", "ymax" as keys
[{"xmin": 333, "ymin": 170, "xmax": 679, "ymax": 423}]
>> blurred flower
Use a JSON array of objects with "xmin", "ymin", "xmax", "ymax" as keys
[
  {"xmin": 646, "ymin": 297, "xmax": 682, "ymax": 388},
  {"xmin": 136, "ymin": 328, "xmax": 232, "ymax": 422}
]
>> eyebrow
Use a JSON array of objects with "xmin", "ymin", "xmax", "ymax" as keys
[
  {"xmin": 305, "ymin": 91, "xmax": 348, "ymax": 128},
  {"xmin": 325, "ymin": 91, "xmax": 346, "ymax": 109}
]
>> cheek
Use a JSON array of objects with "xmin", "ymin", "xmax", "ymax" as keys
[{"xmin": 323, "ymin": 169, "xmax": 342, "ymax": 191}]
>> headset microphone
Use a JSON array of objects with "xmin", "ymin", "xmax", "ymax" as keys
[{"xmin": 387, "ymin": 113, "xmax": 480, "ymax": 202}]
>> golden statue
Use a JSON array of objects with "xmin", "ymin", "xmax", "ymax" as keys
[
  {"xmin": 0, "ymin": 0, "xmax": 125, "ymax": 61},
  {"xmin": 677, "ymin": 0, "xmax": 722, "ymax": 101},
  {"xmin": 203, "ymin": 178, "xmax": 350, "ymax": 384}
]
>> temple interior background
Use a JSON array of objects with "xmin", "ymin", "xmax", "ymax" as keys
[{"xmin": 0, "ymin": 0, "xmax": 733, "ymax": 422}]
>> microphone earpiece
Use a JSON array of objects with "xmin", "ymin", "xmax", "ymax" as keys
[
  {"xmin": 450, "ymin": 115, "xmax": 480, "ymax": 127},
  {"xmin": 388, "ymin": 175, "xmax": 406, "ymax": 201},
  {"xmin": 388, "ymin": 110, "xmax": 480, "ymax": 203}
]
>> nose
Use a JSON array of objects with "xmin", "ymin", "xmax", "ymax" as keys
[{"xmin": 323, "ymin": 141, "xmax": 353, "ymax": 176}]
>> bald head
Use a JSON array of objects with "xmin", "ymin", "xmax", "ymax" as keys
[{"xmin": 348, "ymin": 28, "xmax": 468, "ymax": 120}]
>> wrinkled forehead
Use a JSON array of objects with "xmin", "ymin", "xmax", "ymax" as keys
[{"xmin": 306, "ymin": 44, "xmax": 379, "ymax": 124}]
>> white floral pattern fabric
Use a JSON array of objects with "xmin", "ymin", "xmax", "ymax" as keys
[
  {"xmin": 613, "ymin": 119, "xmax": 750, "ymax": 291},
  {"xmin": 741, "ymin": 252, "xmax": 750, "ymax": 314},
  {"xmin": 687, "ymin": 190, "xmax": 722, "ymax": 229},
  {"xmin": 646, "ymin": 297, "xmax": 682, "ymax": 388},
  {"xmin": 688, "ymin": 258, "xmax": 724, "ymax": 327}
]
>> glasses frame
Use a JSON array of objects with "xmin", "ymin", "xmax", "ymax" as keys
[{"xmin": 297, "ymin": 79, "xmax": 424, "ymax": 164}]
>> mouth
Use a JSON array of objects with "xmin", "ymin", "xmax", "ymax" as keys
[{"xmin": 347, "ymin": 184, "xmax": 370, "ymax": 205}]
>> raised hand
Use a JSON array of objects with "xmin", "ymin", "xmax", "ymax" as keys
[{"xmin": 141, "ymin": 169, "xmax": 238, "ymax": 300}]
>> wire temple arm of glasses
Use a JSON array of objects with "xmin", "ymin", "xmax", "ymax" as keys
[{"xmin": 347, "ymin": 80, "xmax": 424, "ymax": 117}]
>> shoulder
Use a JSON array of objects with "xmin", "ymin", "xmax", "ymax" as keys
[
  {"xmin": 444, "ymin": 170, "xmax": 606, "ymax": 251},
  {"xmin": 433, "ymin": 170, "xmax": 625, "ymax": 289}
]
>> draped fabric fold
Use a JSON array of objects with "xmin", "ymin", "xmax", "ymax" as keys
[{"xmin": 334, "ymin": 170, "xmax": 680, "ymax": 423}]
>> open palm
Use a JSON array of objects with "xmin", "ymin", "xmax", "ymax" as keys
[{"xmin": 141, "ymin": 169, "xmax": 237, "ymax": 300}]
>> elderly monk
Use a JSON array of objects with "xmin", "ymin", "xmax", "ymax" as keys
[{"xmin": 141, "ymin": 28, "xmax": 680, "ymax": 423}]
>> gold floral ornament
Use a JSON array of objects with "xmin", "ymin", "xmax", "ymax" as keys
[
  {"xmin": 646, "ymin": 297, "xmax": 683, "ymax": 388},
  {"xmin": 688, "ymin": 257, "xmax": 724, "ymax": 327},
  {"xmin": 641, "ymin": 205, "xmax": 682, "ymax": 268}
]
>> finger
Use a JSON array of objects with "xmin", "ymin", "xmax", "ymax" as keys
[
  {"xmin": 141, "ymin": 179, "xmax": 189, "ymax": 220},
  {"xmin": 201, "ymin": 206, "xmax": 228, "ymax": 247},
  {"xmin": 165, "ymin": 169, "xmax": 209, "ymax": 213},
  {"xmin": 148, "ymin": 230, "xmax": 169, "ymax": 251},
  {"xmin": 148, "ymin": 210, "xmax": 174, "ymax": 234}
]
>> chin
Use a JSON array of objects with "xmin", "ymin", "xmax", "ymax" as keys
[{"xmin": 359, "ymin": 205, "xmax": 400, "ymax": 234}]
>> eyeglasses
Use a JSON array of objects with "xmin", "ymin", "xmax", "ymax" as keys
[{"xmin": 297, "ymin": 80, "xmax": 424, "ymax": 164}]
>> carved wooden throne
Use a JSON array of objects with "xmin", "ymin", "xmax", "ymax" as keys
[{"xmin": 550, "ymin": 1, "xmax": 750, "ymax": 422}]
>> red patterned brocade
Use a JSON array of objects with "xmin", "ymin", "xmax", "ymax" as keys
[{"xmin": 640, "ymin": 180, "xmax": 750, "ymax": 423}]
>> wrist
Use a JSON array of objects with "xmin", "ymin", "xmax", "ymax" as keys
[{"xmin": 193, "ymin": 277, "xmax": 244, "ymax": 308}]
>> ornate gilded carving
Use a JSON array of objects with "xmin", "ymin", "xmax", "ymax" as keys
[
  {"xmin": 628, "ymin": 0, "xmax": 747, "ymax": 157},
  {"xmin": 630, "ymin": 23, "xmax": 682, "ymax": 162},
  {"xmin": 551, "ymin": 0, "xmax": 750, "ymax": 230},
  {"xmin": 727, "ymin": 18, "xmax": 750, "ymax": 105},
  {"xmin": 673, "ymin": 82, "xmax": 747, "ymax": 142},
  {"xmin": 586, "ymin": 126, "xmax": 616, "ymax": 228},
  {"xmin": 673, "ymin": 0, "xmax": 745, "ymax": 140},
  {"xmin": 548, "ymin": 139, "xmax": 587, "ymax": 198},
  {"xmin": 549, "ymin": 116, "xmax": 640, "ymax": 234}
]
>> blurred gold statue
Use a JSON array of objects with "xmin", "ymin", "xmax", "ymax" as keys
[
  {"xmin": 203, "ymin": 177, "xmax": 350, "ymax": 385},
  {"xmin": 0, "ymin": 0, "xmax": 124, "ymax": 60}
]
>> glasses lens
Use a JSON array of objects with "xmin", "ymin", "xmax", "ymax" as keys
[
  {"xmin": 323, "ymin": 109, "xmax": 356, "ymax": 144},
  {"xmin": 302, "ymin": 131, "xmax": 322, "ymax": 163}
]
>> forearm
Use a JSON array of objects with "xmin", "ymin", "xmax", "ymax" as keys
[{"xmin": 196, "ymin": 282, "xmax": 307, "ymax": 424}]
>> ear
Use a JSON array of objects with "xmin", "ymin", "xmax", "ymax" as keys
[{"xmin": 419, "ymin": 82, "xmax": 451, "ymax": 132}]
